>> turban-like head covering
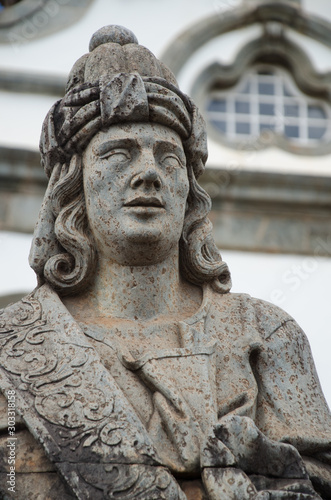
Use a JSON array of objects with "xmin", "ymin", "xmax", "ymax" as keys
[{"xmin": 40, "ymin": 25, "xmax": 208, "ymax": 179}]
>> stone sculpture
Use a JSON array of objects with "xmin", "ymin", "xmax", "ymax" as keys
[{"xmin": 0, "ymin": 25, "xmax": 331, "ymax": 500}]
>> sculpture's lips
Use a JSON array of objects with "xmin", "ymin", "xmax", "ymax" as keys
[{"xmin": 124, "ymin": 196, "xmax": 164, "ymax": 208}]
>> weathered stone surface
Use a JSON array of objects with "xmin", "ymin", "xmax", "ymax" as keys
[
  {"xmin": 178, "ymin": 479, "xmax": 208, "ymax": 500},
  {"xmin": 0, "ymin": 427, "xmax": 55, "ymax": 473},
  {"xmin": 0, "ymin": 392, "xmax": 23, "ymax": 431},
  {"xmin": 0, "ymin": 24, "xmax": 330, "ymax": 500},
  {"xmin": 0, "ymin": 472, "xmax": 75, "ymax": 499}
]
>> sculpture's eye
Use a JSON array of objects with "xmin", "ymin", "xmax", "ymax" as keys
[
  {"xmin": 100, "ymin": 149, "xmax": 131, "ymax": 163},
  {"xmin": 161, "ymin": 154, "xmax": 183, "ymax": 170}
]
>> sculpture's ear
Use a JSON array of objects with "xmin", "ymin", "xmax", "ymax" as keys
[{"xmin": 29, "ymin": 162, "xmax": 63, "ymax": 278}]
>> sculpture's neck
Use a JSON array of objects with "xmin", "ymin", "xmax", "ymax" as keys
[{"xmin": 64, "ymin": 250, "xmax": 202, "ymax": 322}]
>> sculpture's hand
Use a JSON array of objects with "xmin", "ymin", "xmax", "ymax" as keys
[
  {"xmin": 213, "ymin": 415, "xmax": 307, "ymax": 479},
  {"xmin": 201, "ymin": 415, "xmax": 321, "ymax": 499}
]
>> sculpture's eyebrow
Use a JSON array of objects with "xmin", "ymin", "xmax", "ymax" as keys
[
  {"xmin": 153, "ymin": 139, "xmax": 185, "ymax": 158},
  {"xmin": 96, "ymin": 136, "xmax": 185, "ymax": 160},
  {"xmin": 153, "ymin": 138, "xmax": 181, "ymax": 149},
  {"xmin": 97, "ymin": 138, "xmax": 137, "ymax": 156}
]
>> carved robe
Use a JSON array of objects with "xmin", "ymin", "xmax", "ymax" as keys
[{"xmin": 0, "ymin": 283, "xmax": 330, "ymax": 499}]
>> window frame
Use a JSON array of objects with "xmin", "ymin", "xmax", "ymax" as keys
[
  {"xmin": 192, "ymin": 34, "xmax": 331, "ymax": 156},
  {"xmin": 205, "ymin": 64, "xmax": 331, "ymax": 148}
]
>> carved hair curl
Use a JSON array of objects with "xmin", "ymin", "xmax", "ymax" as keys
[
  {"xmin": 41, "ymin": 155, "xmax": 97, "ymax": 294},
  {"xmin": 180, "ymin": 164, "xmax": 231, "ymax": 292}
]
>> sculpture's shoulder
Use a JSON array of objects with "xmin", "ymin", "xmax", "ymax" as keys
[
  {"xmin": 0, "ymin": 289, "xmax": 42, "ymax": 335},
  {"xmin": 207, "ymin": 288, "xmax": 296, "ymax": 340},
  {"xmin": 0, "ymin": 293, "xmax": 76, "ymax": 499},
  {"xmin": 247, "ymin": 295, "xmax": 296, "ymax": 339},
  {"xmin": 0, "ymin": 291, "xmax": 40, "ymax": 412},
  {"xmin": 0, "ymin": 291, "xmax": 40, "ymax": 426}
]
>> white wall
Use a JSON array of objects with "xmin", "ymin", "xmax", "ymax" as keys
[
  {"xmin": 0, "ymin": 0, "xmax": 237, "ymax": 151},
  {"xmin": 0, "ymin": 0, "xmax": 222, "ymax": 75}
]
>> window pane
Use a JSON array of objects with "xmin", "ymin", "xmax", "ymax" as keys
[
  {"xmin": 207, "ymin": 99, "xmax": 226, "ymax": 112},
  {"xmin": 308, "ymin": 126, "xmax": 326, "ymax": 140},
  {"xmin": 284, "ymin": 104, "xmax": 299, "ymax": 117},
  {"xmin": 308, "ymin": 105, "xmax": 326, "ymax": 119},
  {"xmin": 235, "ymin": 101, "xmax": 250, "ymax": 114},
  {"xmin": 236, "ymin": 122, "xmax": 250, "ymax": 134},
  {"xmin": 204, "ymin": 65, "xmax": 331, "ymax": 148},
  {"xmin": 211, "ymin": 120, "xmax": 226, "ymax": 133},
  {"xmin": 259, "ymin": 103, "xmax": 275, "ymax": 115},
  {"xmin": 258, "ymin": 83, "xmax": 274, "ymax": 95},
  {"xmin": 284, "ymin": 125, "xmax": 299, "ymax": 138}
]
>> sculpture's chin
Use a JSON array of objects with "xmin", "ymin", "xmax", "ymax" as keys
[
  {"xmin": 109, "ymin": 237, "xmax": 179, "ymax": 266},
  {"xmin": 91, "ymin": 215, "xmax": 183, "ymax": 266}
]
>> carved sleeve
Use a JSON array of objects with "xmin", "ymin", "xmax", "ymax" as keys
[{"xmin": 252, "ymin": 299, "xmax": 331, "ymax": 498}]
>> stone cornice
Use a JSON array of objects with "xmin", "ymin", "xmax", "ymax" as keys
[
  {"xmin": 0, "ymin": 69, "xmax": 65, "ymax": 96},
  {"xmin": 161, "ymin": 1, "xmax": 331, "ymax": 75}
]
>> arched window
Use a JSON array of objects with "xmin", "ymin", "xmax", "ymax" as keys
[
  {"xmin": 206, "ymin": 65, "xmax": 330, "ymax": 147},
  {"xmin": 162, "ymin": 2, "xmax": 331, "ymax": 156}
]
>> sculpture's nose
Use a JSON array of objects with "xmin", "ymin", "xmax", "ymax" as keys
[{"xmin": 130, "ymin": 169, "xmax": 162, "ymax": 190}]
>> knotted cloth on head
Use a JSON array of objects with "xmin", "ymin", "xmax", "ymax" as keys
[{"xmin": 40, "ymin": 25, "xmax": 208, "ymax": 179}]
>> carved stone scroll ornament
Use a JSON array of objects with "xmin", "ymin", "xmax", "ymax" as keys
[
  {"xmin": 0, "ymin": 286, "xmax": 186, "ymax": 499},
  {"xmin": 0, "ymin": 24, "xmax": 331, "ymax": 500}
]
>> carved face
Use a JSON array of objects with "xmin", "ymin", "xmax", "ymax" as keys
[{"xmin": 82, "ymin": 122, "xmax": 189, "ymax": 265}]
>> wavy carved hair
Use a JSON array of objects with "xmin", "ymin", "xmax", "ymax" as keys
[{"xmin": 34, "ymin": 143, "xmax": 231, "ymax": 296}]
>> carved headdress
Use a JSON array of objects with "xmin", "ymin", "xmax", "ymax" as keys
[
  {"xmin": 30, "ymin": 25, "xmax": 231, "ymax": 295},
  {"xmin": 40, "ymin": 25, "xmax": 207, "ymax": 180}
]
